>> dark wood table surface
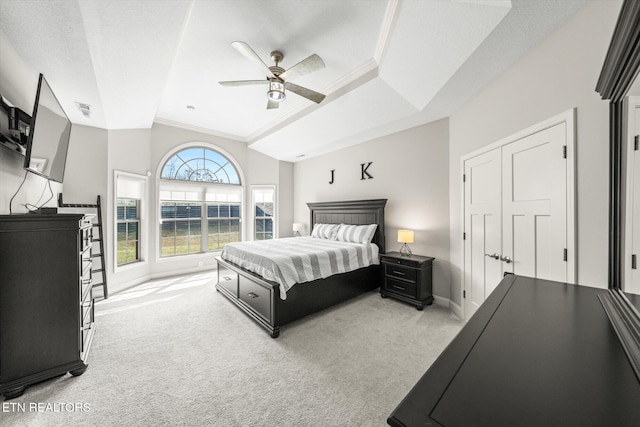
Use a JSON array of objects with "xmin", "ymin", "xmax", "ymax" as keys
[{"xmin": 388, "ymin": 274, "xmax": 640, "ymax": 426}]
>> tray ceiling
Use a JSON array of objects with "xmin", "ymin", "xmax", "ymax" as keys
[{"xmin": 0, "ymin": 0, "xmax": 588, "ymax": 161}]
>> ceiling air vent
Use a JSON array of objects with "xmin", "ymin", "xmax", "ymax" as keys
[{"xmin": 75, "ymin": 102, "xmax": 91, "ymax": 117}]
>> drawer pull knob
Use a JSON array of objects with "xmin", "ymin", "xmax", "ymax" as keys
[
  {"xmin": 223, "ymin": 276, "xmax": 231, "ymax": 281},
  {"xmin": 247, "ymin": 292, "xmax": 259, "ymax": 298},
  {"xmin": 392, "ymin": 285, "xmax": 406, "ymax": 291},
  {"xmin": 392, "ymin": 270, "xmax": 405, "ymax": 275}
]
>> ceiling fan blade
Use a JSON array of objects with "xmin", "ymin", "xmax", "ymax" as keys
[
  {"xmin": 279, "ymin": 54, "xmax": 325, "ymax": 81},
  {"xmin": 219, "ymin": 80, "xmax": 269, "ymax": 87},
  {"xmin": 267, "ymin": 99, "xmax": 280, "ymax": 109},
  {"xmin": 285, "ymin": 82, "xmax": 326, "ymax": 104},
  {"xmin": 231, "ymin": 41, "xmax": 276, "ymax": 79}
]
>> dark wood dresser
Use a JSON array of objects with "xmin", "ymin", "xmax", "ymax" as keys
[
  {"xmin": 387, "ymin": 274, "xmax": 640, "ymax": 426},
  {"xmin": 380, "ymin": 252, "xmax": 434, "ymax": 310},
  {"xmin": 0, "ymin": 214, "xmax": 95, "ymax": 399}
]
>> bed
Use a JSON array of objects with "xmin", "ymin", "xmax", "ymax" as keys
[{"xmin": 215, "ymin": 199, "xmax": 387, "ymax": 337}]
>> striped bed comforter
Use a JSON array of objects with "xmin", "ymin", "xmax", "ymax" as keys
[{"xmin": 220, "ymin": 236, "xmax": 380, "ymax": 300}]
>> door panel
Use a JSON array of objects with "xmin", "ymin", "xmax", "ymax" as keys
[
  {"xmin": 464, "ymin": 149, "xmax": 501, "ymax": 319},
  {"xmin": 535, "ymin": 215, "xmax": 553, "ymax": 278},
  {"xmin": 512, "ymin": 143, "xmax": 552, "ymax": 202},
  {"xmin": 502, "ymin": 123, "xmax": 567, "ymax": 283}
]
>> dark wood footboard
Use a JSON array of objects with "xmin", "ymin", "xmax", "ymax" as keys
[{"xmin": 215, "ymin": 256, "xmax": 382, "ymax": 337}]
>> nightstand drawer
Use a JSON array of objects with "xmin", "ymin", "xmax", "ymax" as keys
[
  {"xmin": 385, "ymin": 277, "xmax": 416, "ymax": 298},
  {"xmin": 381, "ymin": 256, "xmax": 419, "ymax": 268},
  {"xmin": 385, "ymin": 264, "xmax": 417, "ymax": 282}
]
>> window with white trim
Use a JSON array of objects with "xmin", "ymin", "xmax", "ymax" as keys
[
  {"xmin": 158, "ymin": 146, "xmax": 243, "ymax": 257},
  {"xmin": 252, "ymin": 186, "xmax": 276, "ymax": 240},
  {"xmin": 207, "ymin": 198, "xmax": 241, "ymax": 251},
  {"xmin": 161, "ymin": 147, "xmax": 240, "ymax": 184},
  {"xmin": 116, "ymin": 198, "xmax": 140, "ymax": 265},
  {"xmin": 115, "ymin": 171, "xmax": 147, "ymax": 268}
]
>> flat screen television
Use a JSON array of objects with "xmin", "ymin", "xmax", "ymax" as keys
[{"xmin": 24, "ymin": 73, "xmax": 71, "ymax": 183}]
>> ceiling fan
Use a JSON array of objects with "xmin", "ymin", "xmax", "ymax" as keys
[{"xmin": 219, "ymin": 41, "xmax": 326, "ymax": 109}]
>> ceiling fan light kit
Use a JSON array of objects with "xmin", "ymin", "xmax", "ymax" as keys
[
  {"xmin": 267, "ymin": 81, "xmax": 286, "ymax": 102},
  {"xmin": 219, "ymin": 41, "xmax": 326, "ymax": 109}
]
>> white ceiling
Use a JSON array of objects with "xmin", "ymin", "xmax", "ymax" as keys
[{"xmin": 0, "ymin": 0, "xmax": 588, "ymax": 162}]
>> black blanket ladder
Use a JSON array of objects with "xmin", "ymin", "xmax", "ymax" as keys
[{"xmin": 58, "ymin": 194, "xmax": 108, "ymax": 299}]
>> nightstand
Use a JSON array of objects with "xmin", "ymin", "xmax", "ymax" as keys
[{"xmin": 380, "ymin": 252, "xmax": 434, "ymax": 310}]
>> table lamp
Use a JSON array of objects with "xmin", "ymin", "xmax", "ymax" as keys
[
  {"xmin": 398, "ymin": 229, "xmax": 414, "ymax": 256},
  {"xmin": 293, "ymin": 223, "xmax": 303, "ymax": 237}
]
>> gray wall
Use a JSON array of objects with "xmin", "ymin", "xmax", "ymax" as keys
[
  {"xmin": 293, "ymin": 119, "xmax": 451, "ymax": 301},
  {"xmin": 278, "ymin": 161, "xmax": 294, "ymax": 238},
  {"xmin": 105, "ymin": 128, "xmax": 151, "ymax": 290},
  {"xmin": 448, "ymin": 0, "xmax": 621, "ymax": 308}
]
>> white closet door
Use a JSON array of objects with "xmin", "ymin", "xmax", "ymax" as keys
[
  {"xmin": 501, "ymin": 122, "xmax": 568, "ymax": 283},
  {"xmin": 463, "ymin": 114, "xmax": 573, "ymax": 321},
  {"xmin": 464, "ymin": 149, "xmax": 502, "ymax": 320}
]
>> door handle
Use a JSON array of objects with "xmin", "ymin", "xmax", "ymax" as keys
[
  {"xmin": 484, "ymin": 253, "xmax": 500, "ymax": 260},
  {"xmin": 500, "ymin": 255, "xmax": 512, "ymax": 264}
]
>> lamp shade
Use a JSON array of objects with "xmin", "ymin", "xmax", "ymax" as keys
[
  {"xmin": 292, "ymin": 223, "xmax": 303, "ymax": 232},
  {"xmin": 397, "ymin": 229, "xmax": 414, "ymax": 244}
]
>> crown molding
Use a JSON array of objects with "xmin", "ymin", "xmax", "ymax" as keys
[
  {"xmin": 374, "ymin": 0, "xmax": 402, "ymax": 65},
  {"xmin": 153, "ymin": 117, "xmax": 247, "ymax": 142}
]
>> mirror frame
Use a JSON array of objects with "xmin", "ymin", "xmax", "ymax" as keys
[
  {"xmin": 597, "ymin": 0, "xmax": 640, "ymax": 289},
  {"xmin": 596, "ymin": 0, "xmax": 640, "ymax": 381}
]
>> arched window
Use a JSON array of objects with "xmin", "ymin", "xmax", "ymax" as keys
[
  {"xmin": 158, "ymin": 145, "xmax": 243, "ymax": 258},
  {"xmin": 161, "ymin": 147, "xmax": 240, "ymax": 184}
]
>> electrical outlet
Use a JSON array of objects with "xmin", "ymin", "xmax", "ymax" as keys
[{"xmin": 198, "ymin": 261, "xmax": 203, "ymax": 268}]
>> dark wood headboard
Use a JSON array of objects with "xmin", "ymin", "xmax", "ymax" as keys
[{"xmin": 306, "ymin": 199, "xmax": 387, "ymax": 253}]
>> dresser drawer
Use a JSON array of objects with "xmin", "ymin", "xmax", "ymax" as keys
[
  {"xmin": 81, "ymin": 299, "xmax": 93, "ymax": 327},
  {"xmin": 385, "ymin": 264, "xmax": 417, "ymax": 282},
  {"xmin": 82, "ymin": 323, "xmax": 94, "ymax": 356},
  {"xmin": 80, "ymin": 275, "xmax": 92, "ymax": 301},
  {"xmin": 79, "ymin": 224, "xmax": 93, "ymax": 252},
  {"xmin": 239, "ymin": 276, "xmax": 272, "ymax": 322},
  {"xmin": 385, "ymin": 277, "xmax": 416, "ymax": 298},
  {"xmin": 217, "ymin": 263, "xmax": 238, "ymax": 297}
]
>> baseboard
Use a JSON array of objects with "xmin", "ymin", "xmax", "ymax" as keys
[
  {"xmin": 433, "ymin": 296, "xmax": 463, "ymax": 319},
  {"xmin": 449, "ymin": 300, "xmax": 463, "ymax": 319},
  {"xmin": 109, "ymin": 266, "xmax": 217, "ymax": 296},
  {"xmin": 433, "ymin": 295, "xmax": 450, "ymax": 307},
  {"xmin": 109, "ymin": 274, "xmax": 153, "ymax": 295},
  {"xmin": 149, "ymin": 266, "xmax": 216, "ymax": 281}
]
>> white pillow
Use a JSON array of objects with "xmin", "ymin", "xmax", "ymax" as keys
[
  {"xmin": 311, "ymin": 223, "xmax": 340, "ymax": 239},
  {"xmin": 335, "ymin": 224, "xmax": 378, "ymax": 244}
]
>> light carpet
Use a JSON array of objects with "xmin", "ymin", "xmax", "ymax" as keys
[{"xmin": 1, "ymin": 272, "xmax": 463, "ymax": 427}]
